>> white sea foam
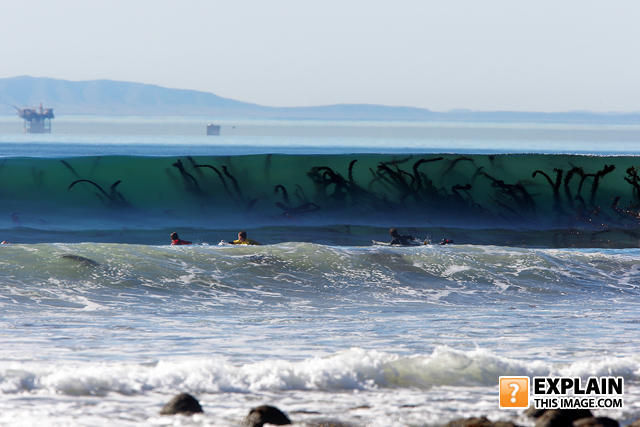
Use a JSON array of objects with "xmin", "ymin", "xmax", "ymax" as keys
[
  {"xmin": 442, "ymin": 265, "xmax": 470, "ymax": 277},
  {"xmin": 2, "ymin": 348, "xmax": 639, "ymax": 426},
  {"xmin": 2, "ymin": 347, "xmax": 638, "ymax": 397}
]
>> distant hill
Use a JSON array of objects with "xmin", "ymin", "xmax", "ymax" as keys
[
  {"xmin": 0, "ymin": 76, "xmax": 258, "ymax": 116},
  {"xmin": 1, "ymin": 75, "xmax": 639, "ymax": 123}
]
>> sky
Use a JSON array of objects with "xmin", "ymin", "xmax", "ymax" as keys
[{"xmin": 1, "ymin": 0, "xmax": 639, "ymax": 112}]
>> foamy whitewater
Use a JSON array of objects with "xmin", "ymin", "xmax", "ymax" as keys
[{"xmin": 1, "ymin": 119, "xmax": 640, "ymax": 426}]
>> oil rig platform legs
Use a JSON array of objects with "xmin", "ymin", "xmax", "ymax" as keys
[{"xmin": 15, "ymin": 104, "xmax": 54, "ymax": 133}]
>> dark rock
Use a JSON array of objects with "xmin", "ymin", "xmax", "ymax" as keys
[
  {"xmin": 535, "ymin": 410, "xmax": 593, "ymax": 427},
  {"xmin": 444, "ymin": 416, "xmax": 520, "ymax": 427},
  {"xmin": 159, "ymin": 392, "xmax": 203, "ymax": 415},
  {"xmin": 244, "ymin": 405, "xmax": 291, "ymax": 426},
  {"xmin": 524, "ymin": 406, "xmax": 548, "ymax": 418},
  {"xmin": 573, "ymin": 417, "xmax": 619, "ymax": 427}
]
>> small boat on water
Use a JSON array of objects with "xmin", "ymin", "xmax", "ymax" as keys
[{"xmin": 206, "ymin": 123, "xmax": 220, "ymax": 136}]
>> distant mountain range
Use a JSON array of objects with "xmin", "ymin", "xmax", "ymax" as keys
[{"xmin": 0, "ymin": 75, "xmax": 638, "ymax": 123}]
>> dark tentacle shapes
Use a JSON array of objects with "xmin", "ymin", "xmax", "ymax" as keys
[
  {"xmin": 273, "ymin": 184, "xmax": 321, "ymax": 218},
  {"xmin": 589, "ymin": 164, "xmax": 615, "ymax": 206},
  {"xmin": 222, "ymin": 166, "xmax": 244, "ymax": 201},
  {"xmin": 412, "ymin": 157, "xmax": 443, "ymax": 193},
  {"xmin": 574, "ymin": 164, "xmax": 615, "ymax": 207},
  {"xmin": 480, "ymin": 171, "xmax": 536, "ymax": 216},
  {"xmin": 451, "ymin": 184, "xmax": 472, "ymax": 202},
  {"xmin": 194, "ymin": 164, "xmax": 233, "ymax": 198},
  {"xmin": 305, "ymin": 160, "xmax": 382, "ymax": 211},
  {"xmin": 348, "ymin": 159, "xmax": 357, "ymax": 183},
  {"xmin": 274, "ymin": 184, "xmax": 289, "ymax": 205},
  {"xmin": 60, "ymin": 160, "xmax": 80, "ymax": 178},
  {"xmin": 563, "ymin": 166, "xmax": 584, "ymax": 210},
  {"xmin": 561, "ymin": 164, "xmax": 616, "ymax": 225},
  {"xmin": 194, "ymin": 163, "xmax": 256, "ymax": 210},
  {"xmin": 609, "ymin": 166, "xmax": 640, "ymax": 221},
  {"xmin": 441, "ymin": 156, "xmax": 472, "ymax": 177},
  {"xmin": 375, "ymin": 163, "xmax": 414, "ymax": 202},
  {"xmin": 68, "ymin": 179, "xmax": 130, "ymax": 207},
  {"xmin": 172, "ymin": 159, "xmax": 202, "ymax": 195},
  {"xmin": 532, "ymin": 168, "xmax": 563, "ymax": 213},
  {"xmin": 222, "ymin": 166, "xmax": 257, "ymax": 209},
  {"xmin": 371, "ymin": 157, "xmax": 444, "ymax": 203},
  {"xmin": 624, "ymin": 166, "xmax": 640, "ymax": 201},
  {"xmin": 307, "ymin": 166, "xmax": 351, "ymax": 202}
]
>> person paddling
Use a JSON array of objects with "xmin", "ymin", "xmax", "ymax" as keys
[
  {"xmin": 229, "ymin": 230, "xmax": 260, "ymax": 245},
  {"xmin": 388, "ymin": 228, "xmax": 415, "ymax": 245},
  {"xmin": 170, "ymin": 232, "xmax": 192, "ymax": 245}
]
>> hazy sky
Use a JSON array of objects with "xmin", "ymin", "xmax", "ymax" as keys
[{"xmin": 1, "ymin": 0, "xmax": 638, "ymax": 112}]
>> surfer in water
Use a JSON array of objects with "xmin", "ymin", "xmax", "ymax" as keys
[
  {"xmin": 389, "ymin": 228, "xmax": 416, "ymax": 246},
  {"xmin": 229, "ymin": 231, "xmax": 260, "ymax": 245},
  {"xmin": 170, "ymin": 232, "xmax": 192, "ymax": 245}
]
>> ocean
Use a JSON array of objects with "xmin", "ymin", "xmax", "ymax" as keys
[{"xmin": 0, "ymin": 117, "xmax": 639, "ymax": 426}]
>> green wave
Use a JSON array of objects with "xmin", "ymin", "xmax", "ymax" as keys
[{"xmin": 1, "ymin": 153, "xmax": 639, "ymax": 230}]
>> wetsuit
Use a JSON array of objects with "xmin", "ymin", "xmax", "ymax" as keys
[
  {"xmin": 230, "ymin": 239, "xmax": 260, "ymax": 245},
  {"xmin": 171, "ymin": 239, "xmax": 192, "ymax": 245},
  {"xmin": 390, "ymin": 234, "xmax": 415, "ymax": 245}
]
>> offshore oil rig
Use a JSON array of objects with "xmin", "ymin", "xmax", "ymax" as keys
[{"xmin": 14, "ymin": 104, "xmax": 54, "ymax": 133}]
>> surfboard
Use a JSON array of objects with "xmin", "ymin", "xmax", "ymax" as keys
[{"xmin": 372, "ymin": 239, "xmax": 429, "ymax": 246}]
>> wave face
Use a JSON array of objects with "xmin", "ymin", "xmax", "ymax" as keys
[
  {"xmin": 3, "ymin": 243, "xmax": 640, "ymax": 308},
  {"xmin": 2, "ymin": 153, "xmax": 640, "ymax": 233}
]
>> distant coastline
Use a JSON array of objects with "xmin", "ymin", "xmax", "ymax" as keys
[{"xmin": 1, "ymin": 75, "xmax": 639, "ymax": 124}]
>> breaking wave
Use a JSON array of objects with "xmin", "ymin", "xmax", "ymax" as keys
[
  {"xmin": 1, "ymin": 347, "xmax": 638, "ymax": 396},
  {"xmin": 2, "ymin": 153, "xmax": 640, "ymax": 234}
]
